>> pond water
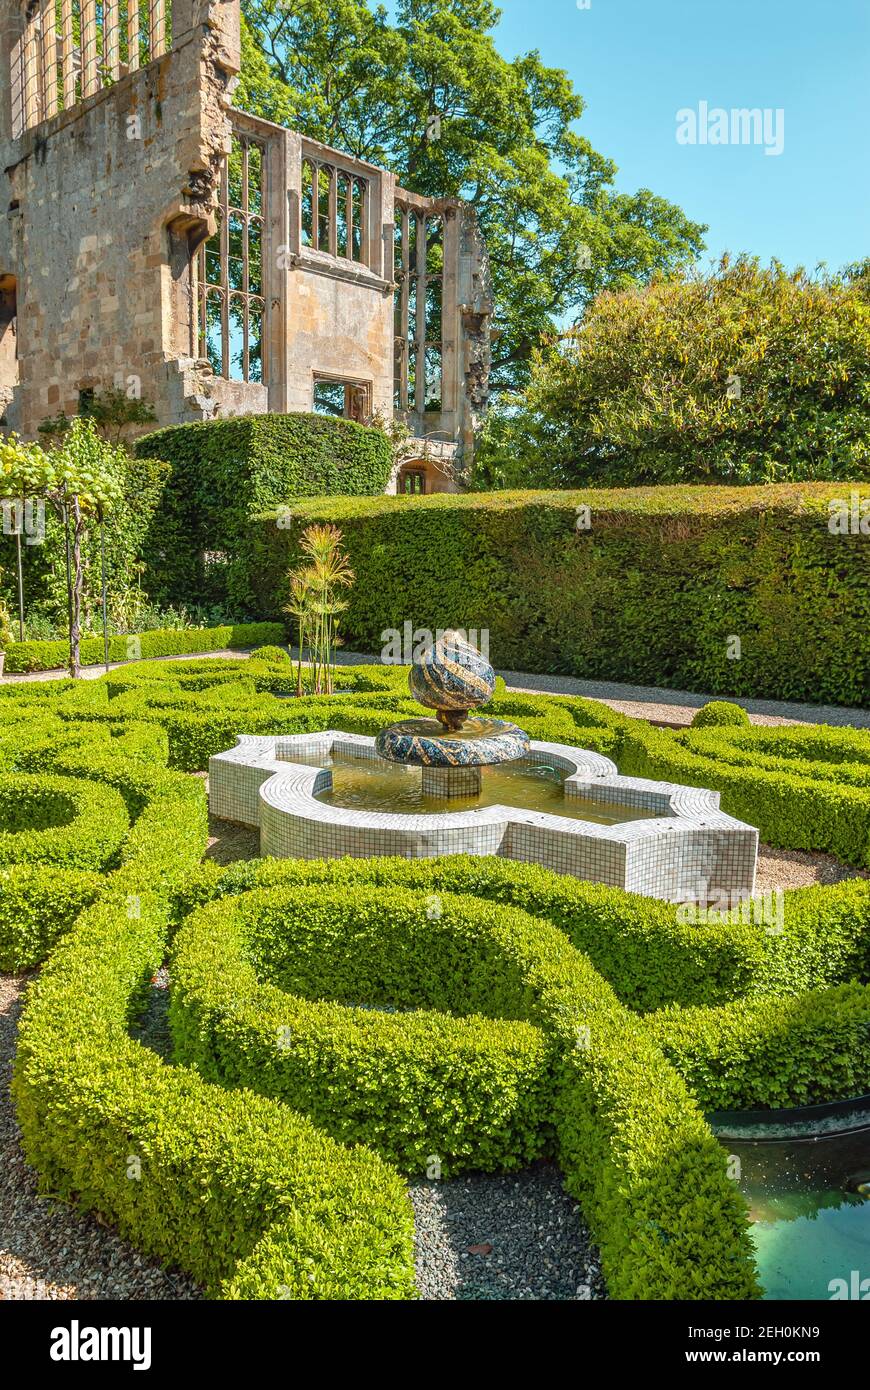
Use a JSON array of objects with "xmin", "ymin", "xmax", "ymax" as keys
[
  {"xmin": 721, "ymin": 1124, "xmax": 870, "ymax": 1300},
  {"xmin": 302, "ymin": 755, "xmax": 664, "ymax": 825}
]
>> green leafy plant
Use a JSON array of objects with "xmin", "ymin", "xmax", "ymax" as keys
[
  {"xmin": 284, "ymin": 524, "xmax": 354, "ymax": 696},
  {"xmin": 475, "ymin": 257, "xmax": 870, "ymax": 486},
  {"xmin": 37, "ymin": 386, "xmax": 157, "ymax": 445},
  {"xmin": 0, "ymin": 421, "xmax": 128, "ymax": 678}
]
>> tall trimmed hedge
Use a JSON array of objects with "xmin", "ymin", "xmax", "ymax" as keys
[
  {"xmin": 135, "ymin": 413, "xmax": 394, "ymax": 612},
  {"xmin": 247, "ymin": 486, "xmax": 870, "ymax": 706}
]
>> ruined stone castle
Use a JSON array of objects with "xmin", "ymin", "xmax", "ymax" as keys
[{"xmin": 0, "ymin": 0, "xmax": 492, "ymax": 491}]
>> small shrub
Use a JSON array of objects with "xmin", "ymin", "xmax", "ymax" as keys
[{"xmin": 691, "ymin": 701, "xmax": 751, "ymax": 729}]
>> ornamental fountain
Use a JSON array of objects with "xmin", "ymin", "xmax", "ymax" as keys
[
  {"xmin": 210, "ymin": 632, "xmax": 758, "ymax": 903},
  {"xmin": 375, "ymin": 632, "xmax": 530, "ymax": 800}
]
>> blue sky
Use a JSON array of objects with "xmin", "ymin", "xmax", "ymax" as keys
[{"xmin": 488, "ymin": 0, "xmax": 868, "ymax": 273}]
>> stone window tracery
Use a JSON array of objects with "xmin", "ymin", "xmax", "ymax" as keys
[
  {"xmin": 196, "ymin": 134, "xmax": 266, "ymax": 384},
  {"xmin": 394, "ymin": 205, "xmax": 443, "ymax": 414},
  {"xmin": 301, "ymin": 157, "xmax": 368, "ymax": 266}
]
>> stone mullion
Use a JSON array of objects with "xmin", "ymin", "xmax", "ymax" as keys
[
  {"xmin": 219, "ymin": 161, "xmax": 229, "ymax": 378},
  {"xmin": 414, "ymin": 212, "xmax": 426, "ymax": 413},
  {"xmin": 23, "ymin": 11, "xmax": 41, "ymax": 129},
  {"xmin": 81, "ymin": 0, "xmax": 99, "ymax": 99},
  {"xmin": 327, "ymin": 165, "xmax": 336, "ymax": 256},
  {"xmin": 104, "ymin": 0, "xmax": 120, "ymax": 80},
  {"xmin": 345, "ymin": 176, "xmax": 353, "ymax": 260},
  {"xmin": 127, "ymin": 0, "xmax": 140, "ymax": 73},
  {"xmin": 399, "ymin": 206, "xmax": 410, "ymax": 412},
  {"xmin": 10, "ymin": 27, "xmax": 25, "ymax": 138},
  {"xmin": 310, "ymin": 159, "xmax": 320, "ymax": 252},
  {"xmin": 149, "ymin": 0, "xmax": 165, "ymax": 60},
  {"xmin": 60, "ymin": 0, "xmax": 75, "ymax": 108},
  {"xmin": 40, "ymin": 0, "xmax": 58, "ymax": 119},
  {"xmin": 242, "ymin": 142, "xmax": 250, "ymax": 381}
]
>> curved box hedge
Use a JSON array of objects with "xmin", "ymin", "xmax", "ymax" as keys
[{"xmin": 4, "ymin": 657, "xmax": 870, "ymax": 1299}]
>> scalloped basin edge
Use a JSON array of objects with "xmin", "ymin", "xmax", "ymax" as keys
[{"xmin": 209, "ymin": 731, "xmax": 758, "ymax": 903}]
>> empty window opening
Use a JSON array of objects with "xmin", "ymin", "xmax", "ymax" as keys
[
  {"xmin": 398, "ymin": 467, "xmax": 426, "ymax": 495},
  {"xmin": 394, "ymin": 208, "xmax": 443, "ymax": 414},
  {"xmin": 313, "ymin": 378, "xmax": 371, "ymax": 422},
  {"xmin": 10, "ymin": 0, "xmax": 173, "ymax": 138},
  {"xmin": 301, "ymin": 157, "xmax": 368, "ymax": 266},
  {"xmin": 196, "ymin": 133, "xmax": 266, "ymax": 384}
]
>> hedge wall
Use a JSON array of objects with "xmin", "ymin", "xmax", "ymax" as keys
[
  {"xmin": 2, "ymin": 621, "xmax": 284, "ymax": 673},
  {"xmin": 248, "ymin": 486, "xmax": 870, "ymax": 707},
  {"xmin": 135, "ymin": 413, "xmax": 394, "ymax": 613}
]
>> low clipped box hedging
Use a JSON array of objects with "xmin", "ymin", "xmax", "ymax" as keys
[
  {"xmin": 5, "ymin": 653, "xmax": 870, "ymax": 1300},
  {"xmin": 168, "ymin": 874, "xmax": 758, "ymax": 1298},
  {"xmin": 2, "ymin": 622, "xmax": 284, "ymax": 674},
  {"xmin": 691, "ymin": 701, "xmax": 751, "ymax": 728},
  {"xmin": 135, "ymin": 413, "xmax": 394, "ymax": 612},
  {"xmin": 171, "ymin": 885, "xmax": 552, "ymax": 1174},
  {"xmin": 247, "ymin": 485, "xmax": 870, "ymax": 706},
  {"xmin": 0, "ymin": 774, "xmax": 129, "ymax": 870},
  {"xmin": 618, "ymin": 720, "xmax": 870, "ymax": 868},
  {"xmin": 646, "ymin": 983, "xmax": 870, "ymax": 1112},
  {"xmin": 0, "ymin": 865, "xmax": 102, "ymax": 972},
  {"xmin": 12, "ymin": 887, "xmax": 416, "ymax": 1300}
]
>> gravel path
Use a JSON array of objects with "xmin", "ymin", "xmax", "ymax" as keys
[
  {"xmin": 0, "ymin": 972, "xmax": 200, "ymax": 1301},
  {"xmin": 4, "ymin": 646, "xmax": 867, "ymax": 730},
  {"xmin": 410, "ymin": 1164, "xmax": 606, "ymax": 1300},
  {"xmin": 755, "ymin": 845, "xmax": 870, "ymax": 892},
  {"xmin": 329, "ymin": 650, "xmax": 870, "ymax": 730}
]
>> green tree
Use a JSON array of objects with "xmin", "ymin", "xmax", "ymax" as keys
[
  {"xmin": 237, "ymin": 0, "xmax": 706, "ymax": 393},
  {"xmin": 0, "ymin": 420, "xmax": 125, "ymax": 677},
  {"xmin": 475, "ymin": 257, "xmax": 870, "ymax": 488}
]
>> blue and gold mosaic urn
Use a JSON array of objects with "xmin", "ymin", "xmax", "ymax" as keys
[{"xmin": 376, "ymin": 631, "xmax": 529, "ymax": 798}]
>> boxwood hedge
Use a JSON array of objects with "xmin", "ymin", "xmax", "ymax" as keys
[
  {"xmin": 2, "ymin": 622, "xmax": 284, "ymax": 674},
  {"xmin": 3, "ymin": 656, "xmax": 870, "ymax": 1300},
  {"xmin": 168, "ymin": 878, "xmax": 759, "ymax": 1300}
]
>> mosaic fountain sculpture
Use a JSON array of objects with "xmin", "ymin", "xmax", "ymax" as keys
[
  {"xmin": 210, "ymin": 634, "xmax": 759, "ymax": 903},
  {"xmin": 375, "ymin": 632, "xmax": 529, "ymax": 800}
]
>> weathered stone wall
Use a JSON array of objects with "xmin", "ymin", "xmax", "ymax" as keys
[
  {"xmin": 0, "ymin": 0, "xmax": 491, "ymax": 470},
  {"xmin": 0, "ymin": 0, "xmax": 242, "ymax": 437}
]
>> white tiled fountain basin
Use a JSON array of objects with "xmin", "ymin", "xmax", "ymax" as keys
[{"xmin": 209, "ymin": 732, "xmax": 758, "ymax": 903}]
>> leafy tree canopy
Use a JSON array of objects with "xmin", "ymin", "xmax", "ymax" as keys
[
  {"xmin": 474, "ymin": 256, "xmax": 870, "ymax": 488},
  {"xmin": 236, "ymin": 0, "xmax": 707, "ymax": 392}
]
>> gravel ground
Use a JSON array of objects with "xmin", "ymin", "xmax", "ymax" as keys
[
  {"xmin": 0, "ymin": 971, "xmax": 201, "ymax": 1301},
  {"xmin": 330, "ymin": 651, "xmax": 870, "ymax": 731},
  {"xmin": 755, "ymin": 845, "xmax": 870, "ymax": 892},
  {"xmin": 410, "ymin": 1164, "xmax": 606, "ymax": 1300}
]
